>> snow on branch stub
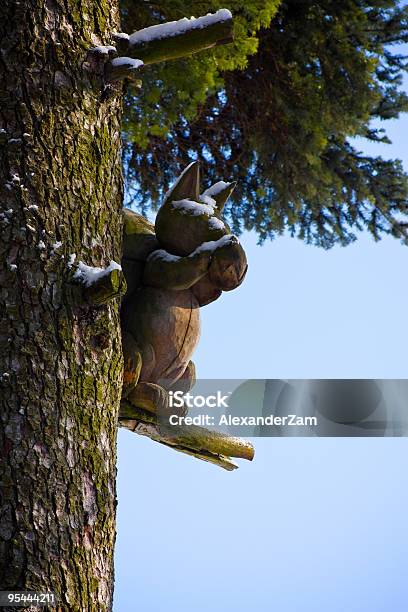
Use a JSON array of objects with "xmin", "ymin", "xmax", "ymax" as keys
[
  {"xmin": 72, "ymin": 260, "xmax": 127, "ymax": 306},
  {"xmin": 103, "ymin": 9, "xmax": 233, "ymax": 81}
]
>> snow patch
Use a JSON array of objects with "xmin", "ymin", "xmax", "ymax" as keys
[
  {"xmin": 129, "ymin": 9, "xmax": 232, "ymax": 46},
  {"xmin": 74, "ymin": 260, "xmax": 122, "ymax": 287},
  {"xmin": 68, "ymin": 254, "xmax": 76, "ymax": 268},
  {"xmin": 197, "ymin": 181, "xmax": 233, "ymax": 208},
  {"xmin": 171, "ymin": 198, "xmax": 215, "ymax": 217},
  {"xmin": 113, "ymin": 32, "xmax": 130, "ymax": 41},
  {"xmin": 202, "ymin": 180, "xmax": 231, "ymax": 198},
  {"xmin": 193, "ymin": 234, "xmax": 237, "ymax": 255},
  {"xmin": 111, "ymin": 57, "xmax": 143, "ymax": 68},
  {"xmin": 208, "ymin": 216, "xmax": 225, "ymax": 231},
  {"xmin": 199, "ymin": 193, "xmax": 216, "ymax": 207},
  {"xmin": 147, "ymin": 234, "xmax": 237, "ymax": 262}
]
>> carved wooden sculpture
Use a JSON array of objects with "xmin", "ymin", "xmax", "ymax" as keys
[{"xmin": 119, "ymin": 162, "xmax": 254, "ymax": 469}]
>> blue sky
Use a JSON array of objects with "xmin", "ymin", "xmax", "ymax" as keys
[{"xmin": 114, "ymin": 105, "xmax": 408, "ymax": 610}]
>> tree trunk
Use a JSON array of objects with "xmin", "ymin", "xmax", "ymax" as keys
[{"xmin": 0, "ymin": 1, "xmax": 123, "ymax": 609}]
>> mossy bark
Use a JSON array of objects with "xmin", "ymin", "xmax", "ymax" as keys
[{"xmin": 0, "ymin": 1, "xmax": 122, "ymax": 609}]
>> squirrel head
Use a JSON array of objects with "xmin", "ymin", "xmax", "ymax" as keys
[{"xmin": 154, "ymin": 161, "xmax": 236, "ymax": 256}]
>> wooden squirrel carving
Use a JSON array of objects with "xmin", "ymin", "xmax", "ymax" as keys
[{"xmin": 120, "ymin": 161, "xmax": 247, "ymax": 418}]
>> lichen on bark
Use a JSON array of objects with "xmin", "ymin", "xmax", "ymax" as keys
[{"xmin": 0, "ymin": 1, "xmax": 123, "ymax": 609}]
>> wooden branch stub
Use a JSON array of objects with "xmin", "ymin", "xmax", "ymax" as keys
[
  {"xmin": 120, "ymin": 417, "xmax": 239, "ymax": 471},
  {"xmin": 83, "ymin": 267, "xmax": 127, "ymax": 305},
  {"xmin": 113, "ymin": 11, "xmax": 234, "ymax": 67},
  {"xmin": 119, "ymin": 400, "xmax": 254, "ymax": 470},
  {"xmin": 111, "ymin": 32, "xmax": 130, "ymax": 56},
  {"xmin": 105, "ymin": 57, "xmax": 144, "ymax": 83},
  {"xmin": 88, "ymin": 12, "xmax": 234, "ymax": 85},
  {"xmin": 128, "ymin": 16, "xmax": 233, "ymax": 66}
]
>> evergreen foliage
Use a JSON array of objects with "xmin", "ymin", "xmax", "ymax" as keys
[{"xmin": 122, "ymin": 1, "xmax": 408, "ymax": 247}]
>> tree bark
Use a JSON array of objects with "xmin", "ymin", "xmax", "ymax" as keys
[
  {"xmin": 0, "ymin": 1, "xmax": 123, "ymax": 609},
  {"xmin": 0, "ymin": 2, "xmax": 239, "ymax": 608}
]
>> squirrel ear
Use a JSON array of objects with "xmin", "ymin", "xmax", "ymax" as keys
[
  {"xmin": 202, "ymin": 180, "xmax": 236, "ymax": 212},
  {"xmin": 165, "ymin": 161, "xmax": 200, "ymax": 202}
]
